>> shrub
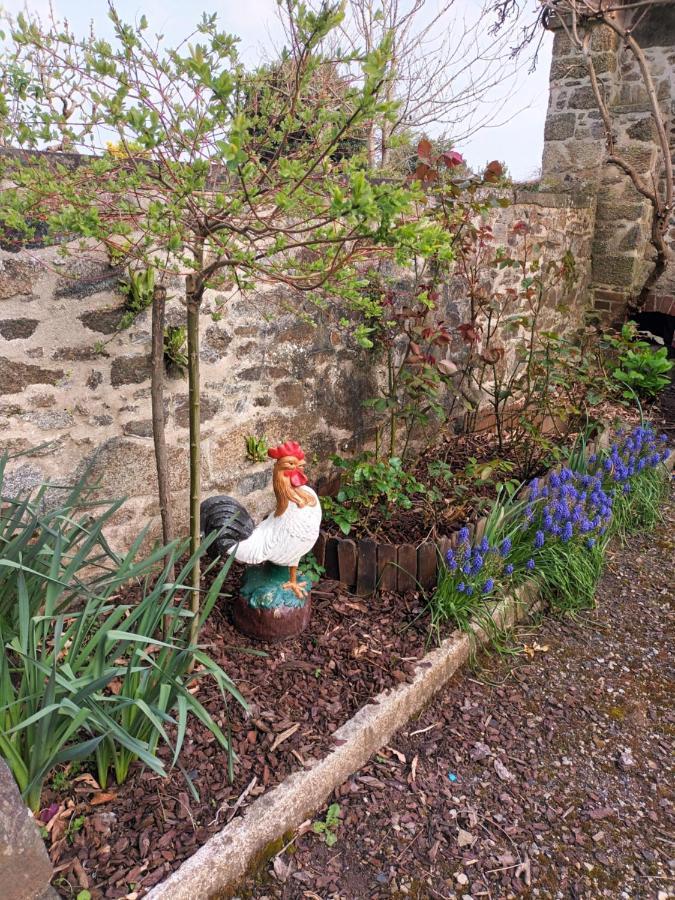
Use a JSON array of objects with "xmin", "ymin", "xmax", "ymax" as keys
[
  {"xmin": 322, "ymin": 454, "xmax": 427, "ymax": 536},
  {"xmin": 608, "ymin": 323, "xmax": 673, "ymax": 399},
  {"xmin": 0, "ymin": 458, "xmax": 244, "ymax": 810}
]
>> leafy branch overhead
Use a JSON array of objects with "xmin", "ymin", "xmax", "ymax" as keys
[{"xmin": 0, "ymin": 3, "xmax": 452, "ymax": 299}]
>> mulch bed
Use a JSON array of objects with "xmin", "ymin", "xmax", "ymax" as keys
[
  {"xmin": 44, "ymin": 398, "xmax": 670, "ymax": 897},
  {"xmin": 45, "ymin": 573, "xmax": 433, "ymax": 899},
  {"xmin": 237, "ymin": 491, "xmax": 675, "ymax": 900},
  {"xmin": 320, "ymin": 401, "xmax": 642, "ymax": 546}
]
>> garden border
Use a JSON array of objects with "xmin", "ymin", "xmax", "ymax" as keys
[
  {"xmin": 146, "ymin": 443, "xmax": 673, "ymax": 900},
  {"xmin": 146, "ymin": 581, "xmax": 541, "ymax": 900}
]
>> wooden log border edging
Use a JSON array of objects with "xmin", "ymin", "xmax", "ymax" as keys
[
  {"xmin": 146, "ymin": 582, "xmax": 541, "ymax": 900},
  {"xmin": 312, "ymin": 529, "xmax": 479, "ymax": 597}
]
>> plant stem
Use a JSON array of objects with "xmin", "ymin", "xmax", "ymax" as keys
[
  {"xmin": 186, "ymin": 272, "xmax": 201, "ymax": 650},
  {"xmin": 151, "ymin": 284, "xmax": 175, "ymax": 561}
]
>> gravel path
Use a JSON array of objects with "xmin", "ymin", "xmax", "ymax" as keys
[{"xmin": 238, "ymin": 490, "xmax": 674, "ymax": 900}]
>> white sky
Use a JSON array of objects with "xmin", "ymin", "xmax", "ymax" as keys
[{"xmin": 0, "ymin": 0, "xmax": 552, "ymax": 181}]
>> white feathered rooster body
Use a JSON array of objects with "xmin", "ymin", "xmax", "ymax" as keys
[
  {"xmin": 200, "ymin": 440, "xmax": 322, "ymax": 598},
  {"xmin": 230, "ymin": 486, "xmax": 322, "ymax": 568}
]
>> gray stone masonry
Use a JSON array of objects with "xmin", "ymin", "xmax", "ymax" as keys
[{"xmin": 542, "ymin": 4, "xmax": 675, "ymax": 321}]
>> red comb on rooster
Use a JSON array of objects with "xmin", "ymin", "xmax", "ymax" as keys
[
  {"xmin": 200, "ymin": 438, "xmax": 322, "ymax": 641},
  {"xmin": 267, "ymin": 440, "xmax": 305, "ymax": 461}
]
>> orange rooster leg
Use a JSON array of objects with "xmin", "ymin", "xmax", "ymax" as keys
[{"xmin": 282, "ymin": 566, "xmax": 308, "ymax": 600}]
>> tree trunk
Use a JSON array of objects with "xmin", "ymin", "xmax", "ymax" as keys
[
  {"xmin": 150, "ymin": 283, "xmax": 175, "ymax": 557},
  {"xmin": 366, "ymin": 121, "xmax": 378, "ymax": 169},
  {"xmin": 186, "ymin": 273, "xmax": 202, "ymax": 649},
  {"xmin": 380, "ymin": 121, "xmax": 392, "ymax": 170}
]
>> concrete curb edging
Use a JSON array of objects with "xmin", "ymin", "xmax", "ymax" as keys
[
  {"xmin": 146, "ymin": 448, "xmax": 673, "ymax": 900},
  {"xmin": 147, "ymin": 582, "xmax": 540, "ymax": 900}
]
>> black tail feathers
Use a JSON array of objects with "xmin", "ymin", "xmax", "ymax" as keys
[{"xmin": 200, "ymin": 495, "xmax": 255, "ymax": 558}]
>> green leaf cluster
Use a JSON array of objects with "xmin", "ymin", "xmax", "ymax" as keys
[
  {"xmin": 322, "ymin": 454, "xmax": 427, "ymax": 536},
  {"xmin": 311, "ymin": 802, "xmax": 340, "ymax": 846},
  {"xmin": 0, "ymin": 454, "xmax": 244, "ymax": 811}
]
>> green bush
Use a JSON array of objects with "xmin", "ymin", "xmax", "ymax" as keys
[
  {"xmin": 322, "ymin": 454, "xmax": 427, "ymax": 536},
  {"xmin": 0, "ymin": 456, "xmax": 244, "ymax": 810},
  {"xmin": 608, "ymin": 324, "xmax": 673, "ymax": 399}
]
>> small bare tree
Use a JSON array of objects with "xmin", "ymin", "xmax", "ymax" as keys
[{"xmin": 306, "ymin": 0, "xmax": 530, "ymax": 168}]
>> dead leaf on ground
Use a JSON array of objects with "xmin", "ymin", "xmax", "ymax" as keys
[
  {"xmin": 494, "ymin": 758, "xmax": 515, "ymax": 782},
  {"xmin": 90, "ymin": 791, "xmax": 118, "ymax": 806},
  {"xmin": 270, "ymin": 723, "xmax": 300, "ymax": 751}
]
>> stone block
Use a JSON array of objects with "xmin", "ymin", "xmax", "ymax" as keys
[
  {"xmin": 54, "ymin": 255, "xmax": 122, "ymax": 300},
  {"xmin": 591, "ymin": 253, "xmax": 638, "ymax": 287},
  {"xmin": 618, "ymin": 225, "xmax": 644, "ymax": 252},
  {"xmin": 174, "ymin": 395, "xmax": 220, "ymax": 429},
  {"xmin": 552, "ymin": 30, "xmax": 572, "ymax": 57},
  {"xmin": 238, "ymin": 365, "xmax": 290, "ymax": 381},
  {"xmin": 0, "ymin": 318, "xmax": 39, "ymax": 340},
  {"xmin": 0, "ymin": 758, "xmax": 57, "ymax": 900},
  {"xmin": 200, "ymin": 325, "xmax": 232, "ymax": 363},
  {"xmin": 110, "ymin": 355, "xmax": 151, "ymax": 387},
  {"xmin": 52, "ymin": 345, "xmax": 105, "ymax": 362},
  {"xmin": 79, "ymin": 307, "xmax": 124, "ymax": 334},
  {"xmin": 569, "ymin": 85, "xmax": 600, "ymax": 110},
  {"xmin": 592, "ymin": 51, "xmax": 617, "ymax": 75},
  {"xmin": 550, "ymin": 58, "xmax": 588, "ymax": 82},
  {"xmin": 0, "ymin": 358, "xmax": 64, "ymax": 395},
  {"xmin": 85, "ymin": 436, "xmax": 194, "ymax": 496},
  {"xmin": 544, "ymin": 113, "xmax": 577, "ymax": 142},
  {"xmin": 0, "ymin": 257, "xmax": 40, "ymax": 300},
  {"xmin": 626, "ymin": 116, "xmax": 658, "ymax": 143},
  {"xmin": 86, "ymin": 370, "xmax": 103, "ymax": 391},
  {"xmin": 590, "ymin": 26, "xmax": 616, "ymax": 52},
  {"xmin": 619, "ymin": 144, "xmax": 656, "ymax": 173},
  {"xmin": 275, "ymin": 381, "xmax": 305, "ymax": 407}
]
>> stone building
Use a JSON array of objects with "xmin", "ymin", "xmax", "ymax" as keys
[{"xmin": 542, "ymin": 2, "xmax": 675, "ymax": 325}]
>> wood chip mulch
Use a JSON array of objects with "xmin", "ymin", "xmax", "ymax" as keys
[
  {"xmin": 46, "ymin": 577, "xmax": 432, "ymax": 898},
  {"xmin": 237, "ymin": 491, "xmax": 675, "ymax": 900}
]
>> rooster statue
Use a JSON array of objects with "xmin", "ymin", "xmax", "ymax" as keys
[{"xmin": 200, "ymin": 440, "xmax": 322, "ymax": 641}]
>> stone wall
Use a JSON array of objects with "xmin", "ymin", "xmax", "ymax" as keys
[
  {"xmin": 0, "ymin": 188, "xmax": 594, "ymax": 549},
  {"xmin": 541, "ymin": 5, "xmax": 675, "ymax": 322},
  {"xmin": 0, "ymin": 244, "xmax": 378, "ymax": 548}
]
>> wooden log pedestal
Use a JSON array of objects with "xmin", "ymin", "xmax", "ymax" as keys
[
  {"xmin": 231, "ymin": 593, "xmax": 312, "ymax": 643},
  {"xmin": 231, "ymin": 562, "xmax": 314, "ymax": 643}
]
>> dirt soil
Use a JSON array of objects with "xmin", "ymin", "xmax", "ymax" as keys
[
  {"xmin": 236, "ymin": 492, "xmax": 675, "ymax": 900},
  {"xmin": 46, "ymin": 576, "xmax": 432, "ymax": 898}
]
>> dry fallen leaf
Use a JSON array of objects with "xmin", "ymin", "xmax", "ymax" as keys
[
  {"xmin": 494, "ymin": 758, "xmax": 515, "ymax": 782},
  {"xmin": 272, "ymin": 855, "xmax": 292, "ymax": 882},
  {"xmin": 270, "ymin": 723, "xmax": 300, "ymax": 751},
  {"xmin": 457, "ymin": 828, "xmax": 475, "ymax": 848},
  {"xmin": 90, "ymin": 791, "xmax": 118, "ymax": 806},
  {"xmin": 73, "ymin": 773, "xmax": 101, "ymax": 791},
  {"xmin": 386, "ymin": 745, "xmax": 407, "ymax": 764}
]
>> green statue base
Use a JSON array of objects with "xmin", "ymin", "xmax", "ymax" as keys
[
  {"xmin": 240, "ymin": 562, "xmax": 313, "ymax": 609},
  {"xmin": 232, "ymin": 563, "xmax": 317, "ymax": 642}
]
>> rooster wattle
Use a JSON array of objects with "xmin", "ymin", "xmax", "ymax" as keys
[{"xmin": 200, "ymin": 440, "xmax": 322, "ymax": 601}]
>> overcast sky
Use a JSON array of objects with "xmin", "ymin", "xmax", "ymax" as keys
[{"xmin": 1, "ymin": 0, "xmax": 552, "ymax": 181}]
